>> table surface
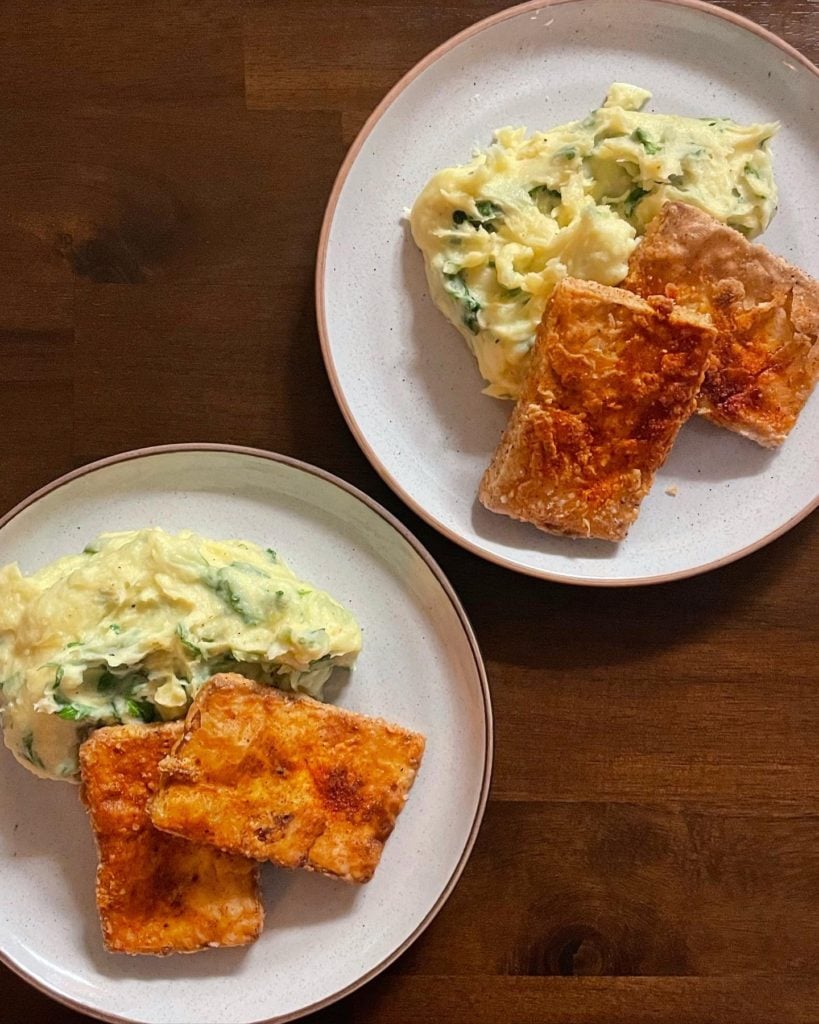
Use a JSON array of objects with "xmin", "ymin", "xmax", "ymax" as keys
[{"xmin": 1, "ymin": 1, "xmax": 817, "ymax": 1021}]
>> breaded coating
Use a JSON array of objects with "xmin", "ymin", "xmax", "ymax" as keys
[
  {"xmin": 80, "ymin": 722, "xmax": 263, "ymax": 955},
  {"xmin": 150, "ymin": 674, "xmax": 425, "ymax": 884},
  {"xmin": 624, "ymin": 201, "xmax": 819, "ymax": 447},
  {"xmin": 479, "ymin": 278, "xmax": 715, "ymax": 541}
]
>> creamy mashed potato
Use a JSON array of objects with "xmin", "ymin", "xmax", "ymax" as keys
[
  {"xmin": 410, "ymin": 84, "xmax": 778, "ymax": 398},
  {"xmin": 0, "ymin": 529, "xmax": 362, "ymax": 781}
]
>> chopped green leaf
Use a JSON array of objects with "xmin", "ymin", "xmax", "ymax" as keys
[
  {"xmin": 529, "ymin": 185, "xmax": 561, "ymax": 201},
  {"xmin": 745, "ymin": 163, "xmax": 761, "ymax": 179},
  {"xmin": 624, "ymin": 186, "xmax": 651, "ymax": 217},
  {"xmin": 453, "ymin": 200, "xmax": 502, "ymax": 233},
  {"xmin": 22, "ymin": 732, "xmax": 44, "ymax": 769},
  {"xmin": 175, "ymin": 624, "xmax": 202, "ymax": 659},
  {"xmin": 444, "ymin": 272, "xmax": 481, "ymax": 334},
  {"xmin": 56, "ymin": 703, "xmax": 95, "ymax": 721},
  {"xmin": 210, "ymin": 570, "xmax": 260, "ymax": 625},
  {"xmin": 266, "ymin": 548, "xmax": 278, "ymax": 562},
  {"xmin": 631, "ymin": 127, "xmax": 661, "ymax": 155},
  {"xmin": 65, "ymin": 641, "xmax": 82, "ymax": 649},
  {"xmin": 108, "ymin": 623, "xmax": 122, "ymax": 634},
  {"xmin": 83, "ymin": 542, "xmax": 99, "ymax": 555},
  {"xmin": 475, "ymin": 199, "xmax": 502, "ymax": 219},
  {"xmin": 555, "ymin": 145, "xmax": 577, "ymax": 160},
  {"xmin": 126, "ymin": 698, "xmax": 156, "ymax": 723},
  {"xmin": 668, "ymin": 173, "xmax": 685, "ymax": 188},
  {"xmin": 97, "ymin": 670, "xmax": 118, "ymax": 693}
]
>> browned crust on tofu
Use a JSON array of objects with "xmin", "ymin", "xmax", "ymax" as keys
[
  {"xmin": 149, "ymin": 674, "xmax": 426, "ymax": 884},
  {"xmin": 624, "ymin": 200, "xmax": 819, "ymax": 447},
  {"xmin": 80, "ymin": 722, "xmax": 263, "ymax": 955},
  {"xmin": 479, "ymin": 278, "xmax": 715, "ymax": 541}
]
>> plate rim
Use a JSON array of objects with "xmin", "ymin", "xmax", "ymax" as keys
[
  {"xmin": 0, "ymin": 442, "xmax": 494, "ymax": 1024},
  {"xmin": 315, "ymin": 0, "xmax": 819, "ymax": 587}
]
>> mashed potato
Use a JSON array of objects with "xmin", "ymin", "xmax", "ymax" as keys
[
  {"xmin": 410, "ymin": 84, "xmax": 778, "ymax": 398},
  {"xmin": 0, "ymin": 528, "xmax": 362, "ymax": 780}
]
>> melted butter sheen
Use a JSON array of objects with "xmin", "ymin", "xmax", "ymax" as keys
[
  {"xmin": 410, "ymin": 83, "xmax": 778, "ymax": 399},
  {"xmin": 0, "ymin": 528, "xmax": 362, "ymax": 781}
]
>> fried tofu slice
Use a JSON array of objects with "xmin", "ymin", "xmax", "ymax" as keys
[
  {"xmin": 150, "ymin": 674, "xmax": 425, "ymax": 884},
  {"xmin": 624, "ymin": 201, "xmax": 819, "ymax": 447},
  {"xmin": 80, "ymin": 722, "xmax": 263, "ymax": 955},
  {"xmin": 479, "ymin": 278, "xmax": 715, "ymax": 541}
]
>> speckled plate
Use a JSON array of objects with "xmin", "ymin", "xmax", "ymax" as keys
[
  {"xmin": 317, "ymin": 0, "xmax": 819, "ymax": 585},
  {"xmin": 0, "ymin": 445, "xmax": 491, "ymax": 1024}
]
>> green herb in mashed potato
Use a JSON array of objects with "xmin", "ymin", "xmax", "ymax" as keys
[
  {"xmin": 0, "ymin": 528, "xmax": 362, "ymax": 781},
  {"xmin": 410, "ymin": 82, "xmax": 778, "ymax": 399}
]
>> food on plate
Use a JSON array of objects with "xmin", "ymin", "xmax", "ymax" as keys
[
  {"xmin": 150, "ymin": 674, "xmax": 425, "ymax": 884},
  {"xmin": 410, "ymin": 83, "xmax": 777, "ymax": 398},
  {"xmin": 479, "ymin": 278, "xmax": 716, "ymax": 540},
  {"xmin": 0, "ymin": 528, "xmax": 362, "ymax": 781},
  {"xmin": 624, "ymin": 201, "xmax": 819, "ymax": 446},
  {"xmin": 80, "ymin": 721, "xmax": 263, "ymax": 955}
]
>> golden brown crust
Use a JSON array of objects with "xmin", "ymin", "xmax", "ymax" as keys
[
  {"xmin": 624, "ymin": 201, "xmax": 819, "ymax": 447},
  {"xmin": 479, "ymin": 278, "xmax": 715, "ymax": 541},
  {"xmin": 80, "ymin": 722, "xmax": 263, "ymax": 955},
  {"xmin": 149, "ymin": 674, "xmax": 425, "ymax": 884}
]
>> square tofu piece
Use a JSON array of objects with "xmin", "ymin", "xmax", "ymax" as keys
[
  {"xmin": 150, "ymin": 674, "xmax": 425, "ymax": 884},
  {"xmin": 624, "ymin": 201, "xmax": 819, "ymax": 447},
  {"xmin": 479, "ymin": 278, "xmax": 715, "ymax": 541},
  {"xmin": 80, "ymin": 722, "xmax": 263, "ymax": 955}
]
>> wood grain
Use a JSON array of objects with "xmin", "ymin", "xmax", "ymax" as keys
[{"xmin": 0, "ymin": 1, "xmax": 817, "ymax": 1022}]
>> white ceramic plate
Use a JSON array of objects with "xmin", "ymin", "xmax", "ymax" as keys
[
  {"xmin": 0, "ymin": 445, "xmax": 491, "ymax": 1024},
  {"xmin": 318, "ymin": 0, "xmax": 819, "ymax": 585}
]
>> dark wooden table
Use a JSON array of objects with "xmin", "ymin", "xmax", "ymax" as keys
[{"xmin": 2, "ymin": 1, "xmax": 818, "ymax": 1021}]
